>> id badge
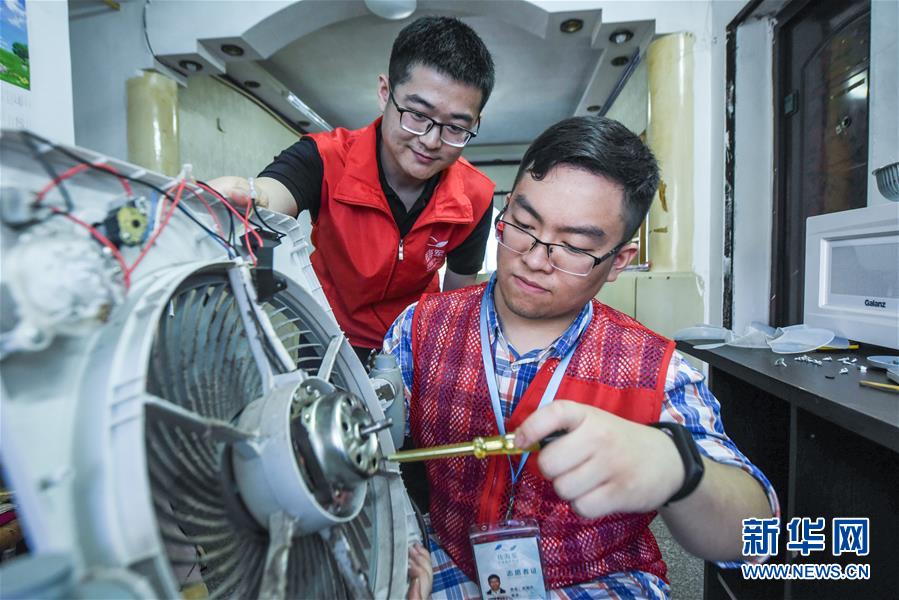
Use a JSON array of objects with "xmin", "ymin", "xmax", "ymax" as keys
[{"xmin": 469, "ymin": 519, "xmax": 546, "ymax": 600}]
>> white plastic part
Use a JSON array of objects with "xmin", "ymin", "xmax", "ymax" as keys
[
  {"xmin": 232, "ymin": 382, "xmax": 365, "ymax": 533},
  {"xmin": 0, "ymin": 130, "xmax": 412, "ymax": 599},
  {"xmin": 1, "ymin": 229, "xmax": 123, "ymax": 357},
  {"xmin": 767, "ymin": 325, "xmax": 835, "ymax": 355}
]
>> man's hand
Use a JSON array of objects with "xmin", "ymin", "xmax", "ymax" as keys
[
  {"xmin": 206, "ymin": 176, "xmax": 267, "ymax": 208},
  {"xmin": 406, "ymin": 542, "xmax": 433, "ymax": 600},
  {"xmin": 514, "ymin": 401, "xmax": 685, "ymax": 519},
  {"xmin": 205, "ymin": 176, "xmax": 298, "ymax": 217}
]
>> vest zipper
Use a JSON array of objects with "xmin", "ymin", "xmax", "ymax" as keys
[{"xmin": 398, "ymin": 238, "xmax": 404, "ymax": 261}]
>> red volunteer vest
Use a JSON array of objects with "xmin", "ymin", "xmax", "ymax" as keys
[
  {"xmin": 410, "ymin": 284, "xmax": 676, "ymax": 588},
  {"xmin": 306, "ymin": 119, "xmax": 495, "ymax": 348}
]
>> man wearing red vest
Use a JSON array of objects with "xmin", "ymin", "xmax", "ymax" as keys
[
  {"xmin": 385, "ymin": 117, "xmax": 779, "ymax": 599},
  {"xmin": 210, "ymin": 16, "xmax": 496, "ymax": 361}
]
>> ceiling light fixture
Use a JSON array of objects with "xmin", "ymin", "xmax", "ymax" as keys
[
  {"xmin": 609, "ymin": 30, "xmax": 634, "ymax": 45},
  {"xmin": 178, "ymin": 60, "xmax": 203, "ymax": 73},
  {"xmin": 560, "ymin": 19, "xmax": 583, "ymax": 34},
  {"xmin": 364, "ymin": 0, "xmax": 416, "ymax": 20},
  {"xmin": 283, "ymin": 91, "xmax": 332, "ymax": 131},
  {"xmin": 221, "ymin": 44, "xmax": 244, "ymax": 57}
]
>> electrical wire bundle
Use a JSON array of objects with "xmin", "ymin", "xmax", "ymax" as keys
[{"xmin": 17, "ymin": 132, "xmax": 285, "ymax": 292}]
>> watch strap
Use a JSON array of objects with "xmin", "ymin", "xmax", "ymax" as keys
[{"xmin": 649, "ymin": 422, "xmax": 705, "ymax": 506}]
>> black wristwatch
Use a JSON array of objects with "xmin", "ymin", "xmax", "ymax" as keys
[{"xmin": 649, "ymin": 422, "xmax": 705, "ymax": 506}]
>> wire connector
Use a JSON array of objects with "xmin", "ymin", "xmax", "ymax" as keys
[{"xmin": 248, "ymin": 176, "xmax": 257, "ymax": 203}]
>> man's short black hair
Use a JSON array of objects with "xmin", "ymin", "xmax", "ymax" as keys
[
  {"xmin": 389, "ymin": 16, "xmax": 495, "ymax": 111},
  {"xmin": 488, "ymin": 574, "xmax": 500, "ymax": 581},
  {"xmin": 513, "ymin": 116, "xmax": 660, "ymax": 243}
]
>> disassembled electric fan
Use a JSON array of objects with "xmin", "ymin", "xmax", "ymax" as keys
[{"xmin": 0, "ymin": 130, "xmax": 414, "ymax": 599}]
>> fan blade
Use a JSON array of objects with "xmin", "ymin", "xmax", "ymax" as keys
[
  {"xmin": 145, "ymin": 396, "xmax": 258, "ymax": 445},
  {"xmin": 258, "ymin": 511, "xmax": 297, "ymax": 600},
  {"xmin": 206, "ymin": 537, "xmax": 266, "ymax": 599},
  {"xmin": 320, "ymin": 526, "xmax": 373, "ymax": 600}
]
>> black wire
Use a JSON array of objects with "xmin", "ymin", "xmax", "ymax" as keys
[
  {"xmin": 175, "ymin": 203, "xmax": 235, "ymax": 257},
  {"xmin": 22, "ymin": 131, "xmax": 240, "ymax": 255},
  {"xmin": 141, "ymin": 0, "xmax": 190, "ymax": 79},
  {"xmin": 195, "ymin": 179, "xmax": 284, "ymax": 239},
  {"xmin": 24, "ymin": 131, "xmax": 178, "ymax": 200},
  {"xmin": 142, "ymin": 0, "xmax": 159, "ymax": 62},
  {"xmin": 248, "ymin": 212, "xmax": 284, "ymax": 240},
  {"xmin": 251, "ymin": 204, "xmax": 284, "ymax": 238},
  {"xmin": 22, "ymin": 133, "xmax": 74, "ymax": 212},
  {"xmin": 226, "ymin": 206, "xmax": 236, "ymax": 246}
]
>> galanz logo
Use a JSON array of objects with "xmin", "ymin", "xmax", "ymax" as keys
[{"xmin": 864, "ymin": 299, "xmax": 886, "ymax": 308}]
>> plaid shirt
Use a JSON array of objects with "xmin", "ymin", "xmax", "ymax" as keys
[{"xmin": 384, "ymin": 277, "xmax": 780, "ymax": 599}]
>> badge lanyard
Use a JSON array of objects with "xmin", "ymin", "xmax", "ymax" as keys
[{"xmin": 479, "ymin": 289, "xmax": 579, "ymax": 520}]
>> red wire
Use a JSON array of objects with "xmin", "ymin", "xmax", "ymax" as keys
[
  {"xmin": 196, "ymin": 181, "xmax": 263, "ymax": 248},
  {"xmin": 242, "ymin": 194, "xmax": 258, "ymax": 266},
  {"xmin": 36, "ymin": 162, "xmax": 133, "ymax": 205},
  {"xmin": 126, "ymin": 181, "xmax": 186, "ymax": 277},
  {"xmin": 34, "ymin": 157, "xmax": 270, "ymax": 302},
  {"xmin": 194, "ymin": 182, "xmax": 262, "ymax": 265},
  {"xmin": 51, "ymin": 208, "xmax": 131, "ymax": 291},
  {"xmin": 35, "ymin": 164, "xmax": 264, "ymax": 297},
  {"xmin": 184, "ymin": 187, "xmax": 226, "ymax": 241}
]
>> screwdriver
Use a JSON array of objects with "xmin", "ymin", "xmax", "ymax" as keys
[{"xmin": 386, "ymin": 432, "xmax": 564, "ymax": 463}]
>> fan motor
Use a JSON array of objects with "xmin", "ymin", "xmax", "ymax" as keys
[{"xmin": 232, "ymin": 375, "xmax": 380, "ymax": 534}]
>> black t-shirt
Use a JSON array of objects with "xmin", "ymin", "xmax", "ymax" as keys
[{"xmin": 258, "ymin": 133, "xmax": 492, "ymax": 275}]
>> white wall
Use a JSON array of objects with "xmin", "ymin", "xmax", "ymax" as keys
[
  {"xmin": 178, "ymin": 76, "xmax": 300, "ymax": 181},
  {"xmin": 867, "ymin": 0, "xmax": 899, "ymax": 206},
  {"xmin": 731, "ymin": 17, "xmax": 775, "ymax": 333},
  {"xmin": 599, "ymin": 0, "xmax": 743, "ymax": 326},
  {"xmin": 1, "ymin": 0, "xmax": 74, "ymax": 143},
  {"xmin": 68, "ymin": 0, "xmax": 154, "ymax": 159}
]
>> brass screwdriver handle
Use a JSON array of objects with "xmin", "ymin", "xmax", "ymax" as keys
[
  {"xmin": 385, "ymin": 432, "xmax": 563, "ymax": 463},
  {"xmin": 386, "ymin": 433, "xmax": 520, "ymax": 463}
]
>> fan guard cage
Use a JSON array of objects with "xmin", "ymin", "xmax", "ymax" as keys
[{"xmin": 144, "ymin": 272, "xmax": 399, "ymax": 598}]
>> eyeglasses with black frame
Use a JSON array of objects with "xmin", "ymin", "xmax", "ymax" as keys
[
  {"xmin": 494, "ymin": 209, "xmax": 627, "ymax": 277},
  {"xmin": 388, "ymin": 88, "xmax": 478, "ymax": 148}
]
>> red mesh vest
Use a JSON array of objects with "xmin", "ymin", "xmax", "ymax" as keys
[
  {"xmin": 306, "ymin": 119, "xmax": 495, "ymax": 348},
  {"xmin": 410, "ymin": 284, "xmax": 676, "ymax": 588}
]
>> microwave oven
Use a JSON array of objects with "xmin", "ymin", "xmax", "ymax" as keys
[{"xmin": 804, "ymin": 203, "xmax": 899, "ymax": 349}]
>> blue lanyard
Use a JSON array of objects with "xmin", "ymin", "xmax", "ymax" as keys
[{"xmin": 479, "ymin": 289, "xmax": 578, "ymax": 488}]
